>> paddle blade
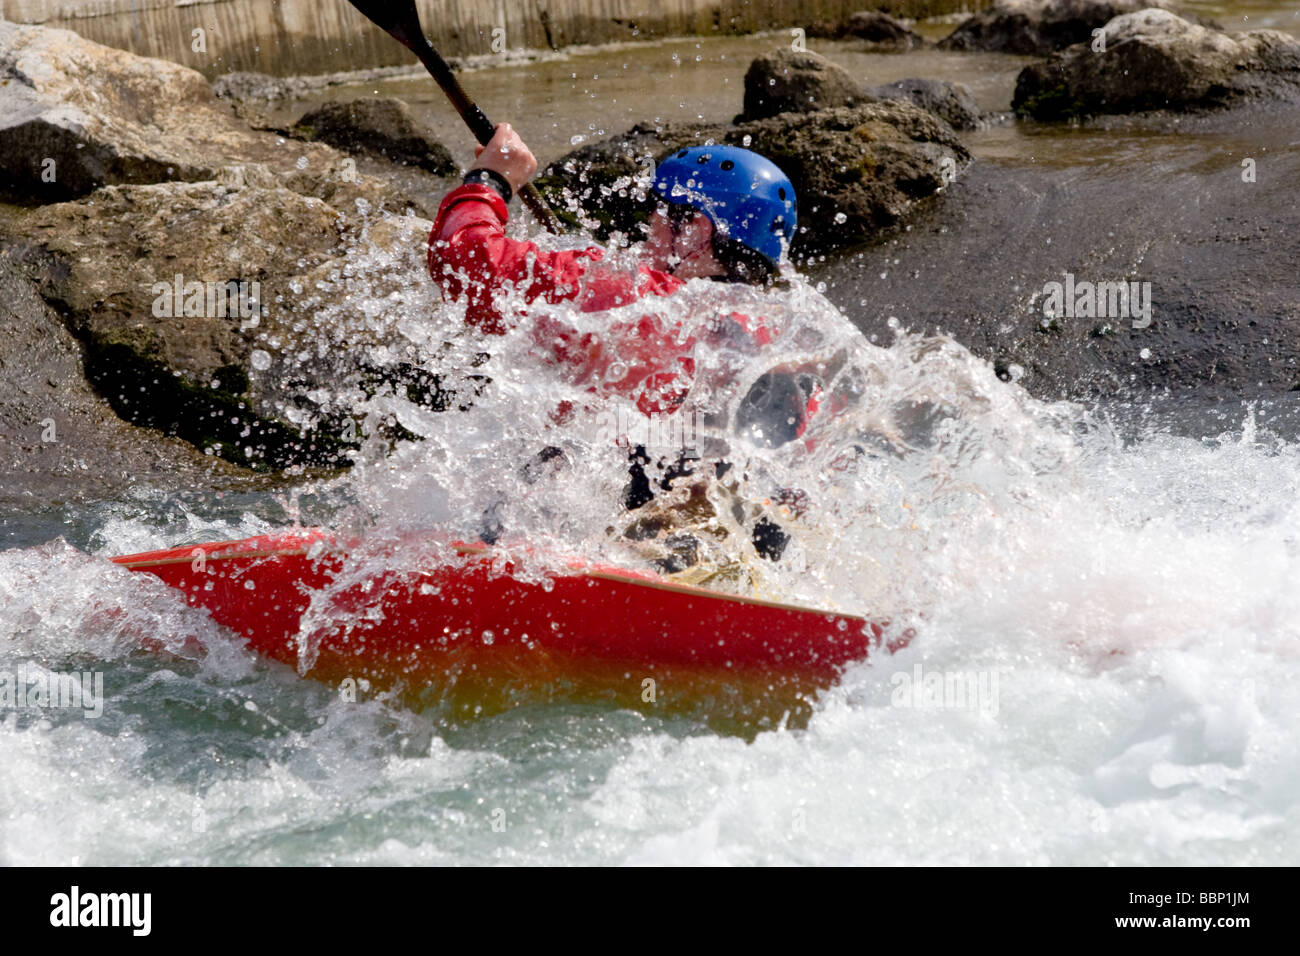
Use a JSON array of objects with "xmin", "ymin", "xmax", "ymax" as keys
[{"xmin": 346, "ymin": 0, "xmax": 425, "ymax": 50}]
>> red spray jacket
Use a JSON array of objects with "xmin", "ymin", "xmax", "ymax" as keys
[{"xmin": 426, "ymin": 183, "xmax": 776, "ymax": 418}]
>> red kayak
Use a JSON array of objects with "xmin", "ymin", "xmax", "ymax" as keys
[{"xmin": 112, "ymin": 530, "xmax": 898, "ymax": 722}]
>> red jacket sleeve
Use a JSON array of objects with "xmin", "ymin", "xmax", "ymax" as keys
[
  {"xmin": 427, "ymin": 183, "xmax": 700, "ymax": 415},
  {"xmin": 427, "ymin": 183, "xmax": 683, "ymax": 335},
  {"xmin": 425, "ymin": 186, "xmax": 789, "ymax": 425}
]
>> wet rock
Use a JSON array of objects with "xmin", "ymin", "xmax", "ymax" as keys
[
  {"xmin": 0, "ymin": 20, "xmax": 341, "ymax": 203},
  {"xmin": 807, "ymin": 11, "xmax": 928, "ymax": 50},
  {"xmin": 737, "ymin": 104, "xmax": 970, "ymax": 247},
  {"xmin": 1013, "ymin": 10, "xmax": 1300, "ymax": 119},
  {"xmin": 938, "ymin": 0, "xmax": 1167, "ymax": 54},
  {"xmin": 5, "ymin": 176, "xmax": 409, "ymax": 470},
  {"xmin": 0, "ymin": 246, "xmax": 251, "ymax": 513},
  {"xmin": 275, "ymin": 212, "xmax": 464, "ymax": 421},
  {"xmin": 740, "ymin": 49, "xmax": 870, "ymax": 121},
  {"xmin": 535, "ymin": 100, "xmax": 970, "ymax": 255},
  {"xmin": 867, "ymin": 78, "xmax": 983, "ymax": 130},
  {"xmin": 0, "ymin": 22, "xmax": 450, "ymax": 469},
  {"xmin": 210, "ymin": 71, "xmax": 304, "ymax": 124},
  {"xmin": 806, "ymin": 19, "xmax": 842, "ymax": 39},
  {"xmin": 844, "ymin": 11, "xmax": 928, "ymax": 50},
  {"xmin": 293, "ymin": 99, "xmax": 456, "ymax": 176},
  {"xmin": 211, "ymin": 71, "xmax": 295, "ymax": 105}
]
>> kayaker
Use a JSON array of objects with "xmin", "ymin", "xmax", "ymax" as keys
[{"xmin": 428, "ymin": 123, "xmax": 803, "ymax": 562}]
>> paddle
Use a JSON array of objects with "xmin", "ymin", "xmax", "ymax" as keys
[{"xmin": 346, "ymin": 0, "xmax": 562, "ymax": 233}]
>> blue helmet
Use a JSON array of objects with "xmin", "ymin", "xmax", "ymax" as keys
[{"xmin": 651, "ymin": 146, "xmax": 797, "ymax": 267}]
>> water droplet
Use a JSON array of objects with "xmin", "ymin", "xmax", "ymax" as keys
[{"xmin": 250, "ymin": 349, "xmax": 272, "ymax": 371}]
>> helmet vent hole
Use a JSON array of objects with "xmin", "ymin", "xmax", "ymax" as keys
[
  {"xmin": 778, "ymin": 187, "xmax": 787, "ymax": 200},
  {"xmin": 720, "ymin": 160, "xmax": 735, "ymax": 171},
  {"xmin": 676, "ymin": 150, "xmax": 688, "ymax": 158},
  {"xmin": 697, "ymin": 154, "xmax": 710, "ymax": 164}
]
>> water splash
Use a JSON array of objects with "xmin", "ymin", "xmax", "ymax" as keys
[{"xmin": 4, "ymin": 204, "xmax": 1300, "ymax": 864}]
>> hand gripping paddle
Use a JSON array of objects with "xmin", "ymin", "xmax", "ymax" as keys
[{"xmin": 347, "ymin": 0, "xmax": 562, "ymax": 233}]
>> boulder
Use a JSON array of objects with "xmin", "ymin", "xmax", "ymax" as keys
[
  {"xmin": 0, "ymin": 20, "xmax": 343, "ymax": 203},
  {"xmin": 939, "ymin": 0, "xmax": 1168, "ymax": 54},
  {"xmin": 807, "ymin": 11, "xmax": 928, "ymax": 50},
  {"xmin": 535, "ymin": 100, "xmax": 970, "ymax": 254},
  {"xmin": 211, "ymin": 71, "xmax": 296, "ymax": 105},
  {"xmin": 3, "ymin": 169, "xmax": 444, "ymax": 470},
  {"xmin": 0, "ymin": 246, "xmax": 250, "ymax": 513},
  {"xmin": 805, "ymin": 19, "xmax": 842, "ymax": 38},
  {"xmin": 845, "ymin": 11, "xmax": 928, "ymax": 49},
  {"xmin": 210, "ymin": 70, "xmax": 310, "ymax": 124},
  {"xmin": 740, "ymin": 48, "xmax": 869, "ymax": 121},
  {"xmin": 867, "ymin": 78, "xmax": 983, "ymax": 130},
  {"xmin": 1013, "ymin": 10, "xmax": 1300, "ymax": 119},
  {"xmin": 293, "ymin": 99, "xmax": 456, "ymax": 176},
  {"xmin": 0, "ymin": 22, "xmax": 449, "ymax": 469}
]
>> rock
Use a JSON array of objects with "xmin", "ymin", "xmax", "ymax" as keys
[
  {"xmin": 0, "ymin": 22, "xmax": 450, "ymax": 469},
  {"xmin": 938, "ymin": 0, "xmax": 1167, "ymax": 54},
  {"xmin": 741, "ymin": 103, "xmax": 970, "ymax": 247},
  {"xmin": 805, "ymin": 20, "xmax": 844, "ymax": 39},
  {"xmin": 845, "ymin": 11, "xmax": 926, "ymax": 47},
  {"xmin": 0, "ymin": 20, "xmax": 342, "ymax": 203},
  {"xmin": 210, "ymin": 71, "xmax": 302, "ymax": 124},
  {"xmin": 1013, "ymin": 10, "xmax": 1300, "ymax": 119},
  {"xmin": 534, "ymin": 101, "xmax": 970, "ymax": 254},
  {"xmin": 9, "ymin": 170, "xmax": 446, "ymax": 470},
  {"xmin": 5, "ymin": 176, "xmax": 410, "ymax": 470},
  {"xmin": 740, "ymin": 49, "xmax": 869, "ymax": 122},
  {"xmin": 211, "ymin": 71, "xmax": 295, "ymax": 105},
  {"xmin": 293, "ymin": 99, "xmax": 456, "ymax": 176},
  {"xmin": 868, "ymin": 78, "xmax": 983, "ymax": 130},
  {"xmin": 807, "ymin": 11, "xmax": 928, "ymax": 50},
  {"xmin": 843, "ymin": 11, "xmax": 928, "ymax": 50},
  {"xmin": 0, "ymin": 246, "xmax": 251, "ymax": 513}
]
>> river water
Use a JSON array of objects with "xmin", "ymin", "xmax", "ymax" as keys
[{"xmin": 2, "ymin": 7, "xmax": 1299, "ymax": 865}]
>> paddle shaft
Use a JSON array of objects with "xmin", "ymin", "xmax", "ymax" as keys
[{"xmin": 348, "ymin": 0, "xmax": 561, "ymax": 232}]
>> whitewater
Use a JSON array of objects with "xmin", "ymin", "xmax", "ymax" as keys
[{"xmin": 2, "ymin": 214, "xmax": 1296, "ymax": 863}]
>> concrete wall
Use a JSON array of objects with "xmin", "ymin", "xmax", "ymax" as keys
[{"xmin": 2, "ymin": 0, "xmax": 985, "ymax": 76}]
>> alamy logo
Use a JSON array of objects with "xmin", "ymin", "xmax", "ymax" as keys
[
  {"xmin": 49, "ymin": 887, "xmax": 151, "ymax": 936},
  {"xmin": 0, "ymin": 669, "xmax": 103, "ymax": 718},
  {"xmin": 890, "ymin": 664, "xmax": 1000, "ymax": 718},
  {"xmin": 594, "ymin": 406, "xmax": 700, "ymax": 456},
  {"xmin": 1041, "ymin": 272, "xmax": 1152, "ymax": 329},
  {"xmin": 151, "ymin": 274, "xmax": 263, "ymax": 319}
]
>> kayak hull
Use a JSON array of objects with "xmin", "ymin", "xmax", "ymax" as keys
[{"xmin": 113, "ymin": 531, "xmax": 894, "ymax": 719}]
